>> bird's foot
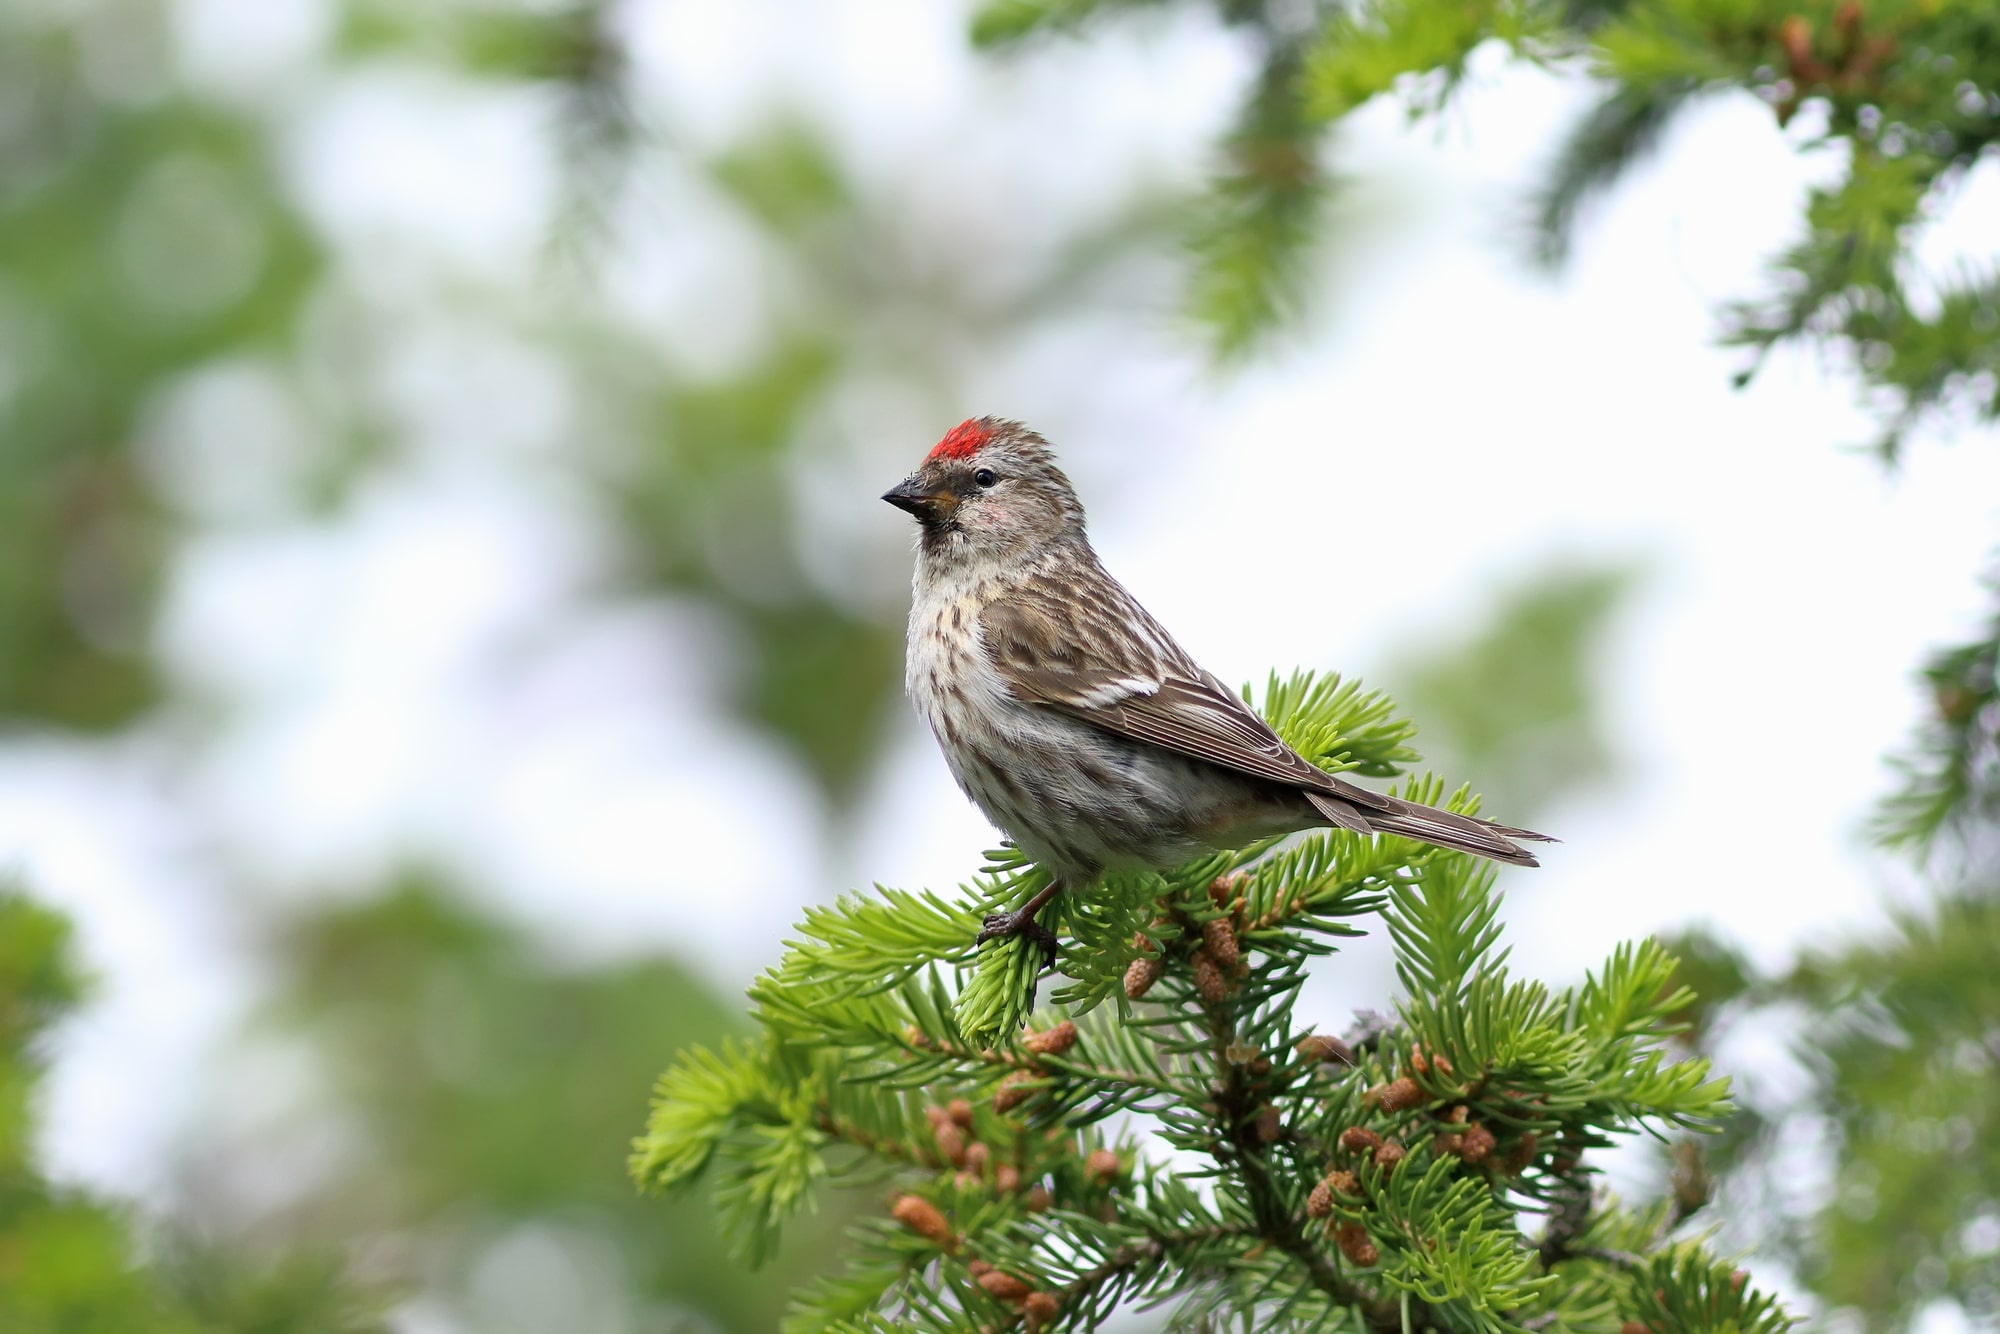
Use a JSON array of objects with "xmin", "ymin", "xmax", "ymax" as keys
[{"xmin": 975, "ymin": 910, "xmax": 1060, "ymax": 969}]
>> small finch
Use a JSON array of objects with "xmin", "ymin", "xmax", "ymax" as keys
[{"xmin": 885, "ymin": 417, "xmax": 1552, "ymax": 963}]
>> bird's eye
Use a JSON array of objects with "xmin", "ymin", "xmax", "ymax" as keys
[{"xmin": 973, "ymin": 468, "xmax": 998, "ymax": 488}]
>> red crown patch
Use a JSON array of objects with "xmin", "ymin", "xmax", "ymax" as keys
[{"xmin": 927, "ymin": 418, "xmax": 992, "ymax": 463}]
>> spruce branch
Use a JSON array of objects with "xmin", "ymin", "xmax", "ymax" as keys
[
  {"xmin": 1525, "ymin": 77, "xmax": 1701, "ymax": 270},
  {"xmin": 635, "ymin": 670, "xmax": 1786, "ymax": 1331},
  {"xmin": 969, "ymin": 0, "xmax": 1175, "ymax": 50},
  {"xmin": 985, "ymin": 2, "xmax": 2000, "ymax": 453},
  {"xmin": 1188, "ymin": 40, "xmax": 1332, "ymax": 361},
  {"xmin": 1873, "ymin": 572, "xmax": 2000, "ymax": 858}
]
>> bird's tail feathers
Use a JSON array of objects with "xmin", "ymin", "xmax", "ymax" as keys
[{"xmin": 1305, "ymin": 790, "xmax": 1549, "ymax": 868}]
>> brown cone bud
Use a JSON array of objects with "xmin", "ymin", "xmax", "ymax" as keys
[
  {"xmin": 1334, "ymin": 1221, "xmax": 1379, "ymax": 1267},
  {"xmin": 891, "ymin": 1194, "xmax": 953, "ymax": 1245},
  {"xmin": 1621, "ymin": 1324, "xmax": 1653, "ymax": 1334},
  {"xmin": 995, "ymin": 1164, "xmax": 1021, "ymax": 1194},
  {"xmin": 1432, "ymin": 1052, "xmax": 1454, "ymax": 1076},
  {"xmin": 1025, "ymin": 1021, "xmax": 1078, "ymax": 1056},
  {"xmin": 1323, "ymin": 1170, "xmax": 1360, "ymax": 1198},
  {"xmin": 1023, "ymin": 1291, "xmax": 1059, "ymax": 1326},
  {"xmin": 1191, "ymin": 949, "xmax": 1227, "ymax": 1003},
  {"xmin": 948, "ymin": 1098, "xmax": 974, "ymax": 1128},
  {"xmin": 976, "ymin": 1269, "xmax": 1032, "ymax": 1304},
  {"xmin": 965, "ymin": 1141, "xmax": 991, "ymax": 1175},
  {"xmin": 1201, "ymin": 916, "xmax": 1241, "ymax": 970},
  {"xmin": 1255, "ymin": 1104, "xmax": 1282, "ymax": 1143},
  {"xmin": 1338, "ymin": 1126, "xmax": 1383, "ymax": 1155},
  {"xmin": 1409, "ymin": 1045, "xmax": 1430, "ymax": 1077},
  {"xmin": 1459, "ymin": 1123, "xmax": 1496, "ymax": 1165},
  {"xmin": 1084, "ymin": 1148, "xmax": 1122, "ymax": 1183},
  {"xmin": 1024, "ymin": 1185, "xmax": 1052, "ymax": 1212},
  {"xmin": 924, "ymin": 1104, "xmax": 949, "ymax": 1128},
  {"xmin": 993, "ymin": 1072, "xmax": 1036, "ymax": 1114},
  {"xmin": 1306, "ymin": 1179, "xmax": 1334, "ymax": 1217},
  {"xmin": 1670, "ymin": 1139, "xmax": 1711, "ymax": 1213},
  {"xmin": 1208, "ymin": 870, "xmax": 1247, "ymax": 907},
  {"xmin": 934, "ymin": 1120, "xmax": 967, "ymax": 1167},
  {"xmin": 1296, "ymin": 1034, "xmax": 1355, "ymax": 1066},
  {"xmin": 1373, "ymin": 1140, "xmax": 1407, "ymax": 1168},
  {"xmin": 1500, "ymin": 1131, "xmax": 1538, "ymax": 1175},
  {"xmin": 1123, "ymin": 955, "xmax": 1162, "ymax": 1000},
  {"xmin": 967, "ymin": 1259, "xmax": 992, "ymax": 1278},
  {"xmin": 1368, "ymin": 1077, "xmax": 1425, "ymax": 1112},
  {"xmin": 1434, "ymin": 1132, "xmax": 1465, "ymax": 1156},
  {"xmin": 1444, "ymin": 1104, "xmax": 1469, "ymax": 1125},
  {"xmin": 954, "ymin": 1170, "xmax": 976, "ymax": 1190}
]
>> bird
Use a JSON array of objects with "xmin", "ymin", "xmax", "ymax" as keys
[{"xmin": 883, "ymin": 416, "xmax": 1551, "ymax": 964}]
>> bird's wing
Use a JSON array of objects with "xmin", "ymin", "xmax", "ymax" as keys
[
  {"xmin": 977, "ymin": 567, "xmax": 1552, "ymax": 862},
  {"xmin": 978, "ymin": 570, "xmax": 1368, "ymax": 801}
]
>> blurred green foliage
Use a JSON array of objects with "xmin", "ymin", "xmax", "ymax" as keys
[
  {"xmin": 1785, "ymin": 892, "xmax": 2000, "ymax": 1321},
  {"xmin": 237, "ymin": 878, "xmax": 862, "ymax": 1331},
  {"xmin": 0, "ymin": 16, "xmax": 324, "ymax": 727},
  {"xmin": 1386, "ymin": 562, "xmax": 1639, "ymax": 824},
  {"xmin": 1875, "ymin": 577, "xmax": 2000, "ymax": 859},
  {"xmin": 1679, "ymin": 468, "xmax": 2000, "ymax": 1322},
  {"xmin": 0, "ymin": 895, "xmax": 84, "ymax": 1185},
  {"xmin": 0, "ymin": 873, "xmax": 861, "ymax": 1332},
  {"xmin": 1652, "ymin": 568, "xmax": 2000, "ymax": 1327},
  {"xmin": 0, "ymin": 0, "xmax": 1180, "ymax": 1325},
  {"xmin": 981, "ymin": 0, "xmax": 2000, "ymax": 456},
  {"xmin": 0, "ymin": 0, "xmax": 1173, "ymax": 802},
  {"xmin": 1657, "ymin": 886, "xmax": 2000, "ymax": 1331},
  {"xmin": 0, "ymin": 892, "xmax": 380, "ymax": 1332}
]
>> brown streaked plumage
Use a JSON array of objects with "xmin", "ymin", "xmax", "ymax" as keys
[{"xmin": 885, "ymin": 416, "xmax": 1552, "ymax": 963}]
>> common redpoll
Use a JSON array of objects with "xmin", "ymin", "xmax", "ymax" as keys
[{"xmin": 884, "ymin": 417, "xmax": 1551, "ymax": 963}]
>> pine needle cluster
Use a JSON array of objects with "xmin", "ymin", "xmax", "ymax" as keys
[
  {"xmin": 977, "ymin": 0, "xmax": 2000, "ymax": 457},
  {"xmin": 1875, "ymin": 574, "xmax": 2000, "ymax": 857},
  {"xmin": 633, "ymin": 673, "xmax": 1791, "ymax": 1333}
]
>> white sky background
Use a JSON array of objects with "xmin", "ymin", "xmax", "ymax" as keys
[{"xmin": 8, "ymin": 0, "xmax": 2000, "ymax": 1315}]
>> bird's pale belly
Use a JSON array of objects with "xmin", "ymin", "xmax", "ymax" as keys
[
  {"xmin": 943, "ymin": 705, "xmax": 1310, "ymax": 879},
  {"xmin": 904, "ymin": 586, "xmax": 1310, "ymax": 879}
]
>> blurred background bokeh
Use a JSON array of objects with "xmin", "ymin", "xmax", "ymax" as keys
[{"xmin": 2, "ymin": 1, "xmax": 1996, "ymax": 1330}]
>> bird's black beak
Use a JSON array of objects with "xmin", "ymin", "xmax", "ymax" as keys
[{"xmin": 882, "ymin": 476, "xmax": 956, "ymax": 522}]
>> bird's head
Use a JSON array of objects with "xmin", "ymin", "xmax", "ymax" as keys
[{"xmin": 883, "ymin": 417, "xmax": 1086, "ymax": 566}]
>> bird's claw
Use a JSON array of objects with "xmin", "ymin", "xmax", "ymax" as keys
[{"xmin": 975, "ymin": 910, "xmax": 1060, "ymax": 969}]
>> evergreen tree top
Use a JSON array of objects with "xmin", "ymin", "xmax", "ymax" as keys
[{"xmin": 634, "ymin": 673, "xmax": 1791, "ymax": 1333}]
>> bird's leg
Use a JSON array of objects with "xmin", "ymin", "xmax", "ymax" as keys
[{"xmin": 975, "ymin": 879, "xmax": 1064, "ymax": 968}]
